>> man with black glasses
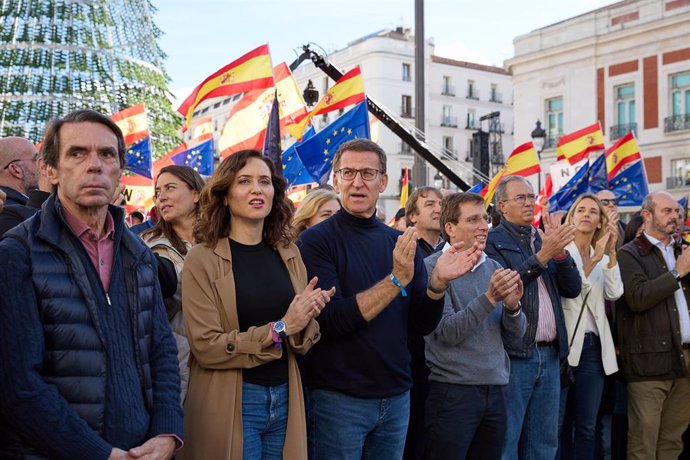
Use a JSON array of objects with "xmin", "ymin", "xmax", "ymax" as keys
[
  {"xmin": 485, "ymin": 175, "xmax": 581, "ymax": 460},
  {"xmin": 0, "ymin": 137, "xmax": 38, "ymax": 207},
  {"xmin": 298, "ymin": 139, "xmax": 482, "ymax": 460},
  {"xmin": 597, "ymin": 190, "xmax": 626, "ymax": 246}
]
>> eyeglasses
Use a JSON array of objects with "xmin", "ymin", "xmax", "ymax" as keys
[
  {"xmin": 600, "ymin": 198, "xmax": 618, "ymax": 206},
  {"xmin": 457, "ymin": 214, "xmax": 491, "ymax": 225},
  {"xmin": 503, "ymin": 194, "xmax": 537, "ymax": 204},
  {"xmin": 2, "ymin": 153, "xmax": 37, "ymax": 170},
  {"xmin": 335, "ymin": 168, "xmax": 383, "ymax": 181}
]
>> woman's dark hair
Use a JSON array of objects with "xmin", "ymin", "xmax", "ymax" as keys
[
  {"xmin": 194, "ymin": 150, "xmax": 293, "ymax": 248},
  {"xmin": 142, "ymin": 165, "xmax": 205, "ymax": 255},
  {"xmin": 623, "ymin": 211, "xmax": 644, "ymax": 245}
]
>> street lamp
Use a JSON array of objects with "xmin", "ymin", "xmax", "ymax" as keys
[
  {"xmin": 531, "ymin": 120, "xmax": 546, "ymax": 191},
  {"xmin": 433, "ymin": 171, "xmax": 444, "ymax": 189}
]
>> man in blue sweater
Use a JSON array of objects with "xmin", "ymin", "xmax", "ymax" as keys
[
  {"xmin": 298, "ymin": 139, "xmax": 481, "ymax": 460},
  {"xmin": 424, "ymin": 192, "xmax": 526, "ymax": 460},
  {"xmin": 0, "ymin": 110, "xmax": 183, "ymax": 460}
]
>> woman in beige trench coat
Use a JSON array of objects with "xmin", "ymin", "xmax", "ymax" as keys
[{"xmin": 180, "ymin": 150, "xmax": 334, "ymax": 460}]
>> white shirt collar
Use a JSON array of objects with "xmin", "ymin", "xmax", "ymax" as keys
[
  {"xmin": 442, "ymin": 241, "xmax": 487, "ymax": 272},
  {"xmin": 644, "ymin": 231, "xmax": 675, "ymax": 250}
]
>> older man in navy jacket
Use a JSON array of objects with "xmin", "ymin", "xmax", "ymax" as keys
[
  {"xmin": 0, "ymin": 110, "xmax": 183, "ymax": 460},
  {"xmin": 485, "ymin": 175, "xmax": 581, "ymax": 460}
]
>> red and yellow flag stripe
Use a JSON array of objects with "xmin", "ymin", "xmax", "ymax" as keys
[
  {"xmin": 605, "ymin": 132, "xmax": 641, "ymax": 180},
  {"xmin": 556, "ymin": 122, "xmax": 604, "ymax": 165},
  {"xmin": 177, "ymin": 44, "xmax": 274, "ymax": 127}
]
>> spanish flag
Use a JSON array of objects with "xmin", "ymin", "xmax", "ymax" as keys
[
  {"xmin": 111, "ymin": 104, "xmax": 148, "ymax": 145},
  {"xmin": 177, "ymin": 44, "xmax": 274, "ymax": 127},
  {"xmin": 287, "ymin": 67, "xmax": 365, "ymax": 140},
  {"xmin": 556, "ymin": 122, "xmax": 604, "ymax": 165},
  {"xmin": 505, "ymin": 141, "xmax": 541, "ymax": 177},
  {"xmin": 219, "ymin": 63, "xmax": 308, "ymax": 158},
  {"xmin": 400, "ymin": 168, "xmax": 410, "ymax": 208},
  {"xmin": 605, "ymin": 132, "xmax": 641, "ymax": 181},
  {"xmin": 483, "ymin": 169, "xmax": 505, "ymax": 208}
]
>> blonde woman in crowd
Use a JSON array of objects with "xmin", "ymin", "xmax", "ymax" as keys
[
  {"xmin": 180, "ymin": 150, "xmax": 334, "ymax": 459},
  {"xmin": 292, "ymin": 188, "xmax": 340, "ymax": 236},
  {"xmin": 560, "ymin": 193, "xmax": 623, "ymax": 459},
  {"xmin": 141, "ymin": 165, "xmax": 205, "ymax": 400}
]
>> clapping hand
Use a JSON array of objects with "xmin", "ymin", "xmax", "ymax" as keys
[
  {"xmin": 537, "ymin": 211, "xmax": 576, "ymax": 264},
  {"xmin": 283, "ymin": 277, "xmax": 335, "ymax": 335},
  {"xmin": 429, "ymin": 241, "xmax": 483, "ymax": 292},
  {"xmin": 485, "ymin": 268, "xmax": 521, "ymax": 305}
]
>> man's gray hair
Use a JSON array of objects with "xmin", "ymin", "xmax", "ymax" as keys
[{"xmin": 493, "ymin": 175, "xmax": 532, "ymax": 210}]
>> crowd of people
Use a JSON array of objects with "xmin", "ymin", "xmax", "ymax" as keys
[{"xmin": 0, "ymin": 108, "xmax": 689, "ymax": 460}]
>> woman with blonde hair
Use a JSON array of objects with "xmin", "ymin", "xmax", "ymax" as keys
[
  {"xmin": 180, "ymin": 150, "xmax": 334, "ymax": 459},
  {"xmin": 559, "ymin": 193, "xmax": 624, "ymax": 459},
  {"xmin": 292, "ymin": 188, "xmax": 340, "ymax": 236}
]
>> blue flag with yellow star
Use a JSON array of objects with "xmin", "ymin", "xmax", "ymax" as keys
[
  {"xmin": 609, "ymin": 160, "xmax": 648, "ymax": 206},
  {"xmin": 171, "ymin": 138, "xmax": 215, "ymax": 176},
  {"xmin": 548, "ymin": 160, "xmax": 592, "ymax": 213},
  {"xmin": 293, "ymin": 101, "xmax": 370, "ymax": 184},
  {"xmin": 125, "ymin": 136, "xmax": 153, "ymax": 179},
  {"xmin": 588, "ymin": 152, "xmax": 608, "ymax": 194},
  {"xmin": 283, "ymin": 127, "xmax": 317, "ymax": 187}
]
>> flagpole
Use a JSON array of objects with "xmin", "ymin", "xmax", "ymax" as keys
[{"xmin": 414, "ymin": 0, "xmax": 427, "ymax": 187}]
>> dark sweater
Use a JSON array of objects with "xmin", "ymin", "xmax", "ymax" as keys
[{"xmin": 297, "ymin": 209, "xmax": 444, "ymax": 398}]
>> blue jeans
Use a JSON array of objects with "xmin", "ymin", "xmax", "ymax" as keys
[
  {"xmin": 307, "ymin": 388, "xmax": 410, "ymax": 460},
  {"xmin": 559, "ymin": 333, "xmax": 605, "ymax": 460},
  {"xmin": 242, "ymin": 381, "xmax": 288, "ymax": 460},
  {"xmin": 502, "ymin": 343, "xmax": 561, "ymax": 460}
]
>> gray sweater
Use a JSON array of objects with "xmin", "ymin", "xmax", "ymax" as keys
[{"xmin": 424, "ymin": 251, "xmax": 527, "ymax": 386}]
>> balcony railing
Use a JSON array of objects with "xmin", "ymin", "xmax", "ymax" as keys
[
  {"xmin": 610, "ymin": 122, "xmax": 637, "ymax": 141},
  {"xmin": 441, "ymin": 148, "xmax": 458, "ymax": 160},
  {"xmin": 401, "ymin": 107, "xmax": 415, "ymax": 119},
  {"xmin": 441, "ymin": 84, "xmax": 455, "ymax": 96},
  {"xmin": 490, "ymin": 91, "xmax": 502, "ymax": 103},
  {"xmin": 465, "ymin": 121, "xmax": 479, "ymax": 130},
  {"xmin": 466, "ymin": 89, "xmax": 479, "ymax": 100},
  {"xmin": 667, "ymin": 176, "xmax": 690, "ymax": 189},
  {"xmin": 441, "ymin": 116, "xmax": 458, "ymax": 127},
  {"xmin": 665, "ymin": 114, "xmax": 690, "ymax": 133}
]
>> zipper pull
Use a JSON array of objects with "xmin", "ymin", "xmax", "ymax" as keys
[{"xmin": 106, "ymin": 294, "xmax": 111, "ymax": 307}]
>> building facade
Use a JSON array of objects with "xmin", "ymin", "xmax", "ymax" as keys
[
  {"xmin": 506, "ymin": 0, "xmax": 690, "ymax": 199},
  {"xmin": 292, "ymin": 28, "xmax": 514, "ymax": 218}
]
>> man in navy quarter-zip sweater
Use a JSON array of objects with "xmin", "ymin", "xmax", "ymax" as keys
[
  {"xmin": 0, "ymin": 110, "xmax": 183, "ymax": 460},
  {"xmin": 298, "ymin": 139, "xmax": 482, "ymax": 460}
]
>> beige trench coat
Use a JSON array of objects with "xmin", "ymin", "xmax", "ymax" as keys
[{"xmin": 178, "ymin": 239, "xmax": 320, "ymax": 460}]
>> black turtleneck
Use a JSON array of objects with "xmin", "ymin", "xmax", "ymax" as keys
[{"xmin": 297, "ymin": 208, "xmax": 444, "ymax": 398}]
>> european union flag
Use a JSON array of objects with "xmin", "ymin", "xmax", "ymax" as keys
[
  {"xmin": 609, "ymin": 161, "xmax": 648, "ymax": 206},
  {"xmin": 679, "ymin": 195, "xmax": 688, "ymax": 212},
  {"xmin": 588, "ymin": 152, "xmax": 608, "ymax": 194},
  {"xmin": 294, "ymin": 102, "xmax": 370, "ymax": 184},
  {"xmin": 171, "ymin": 138, "xmax": 215, "ymax": 176},
  {"xmin": 548, "ymin": 160, "xmax": 591, "ymax": 213},
  {"xmin": 468, "ymin": 181, "xmax": 485, "ymax": 194},
  {"xmin": 125, "ymin": 136, "xmax": 153, "ymax": 179},
  {"xmin": 283, "ymin": 127, "xmax": 317, "ymax": 187}
]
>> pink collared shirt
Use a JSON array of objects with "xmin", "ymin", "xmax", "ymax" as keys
[{"xmin": 62, "ymin": 207, "xmax": 115, "ymax": 293}]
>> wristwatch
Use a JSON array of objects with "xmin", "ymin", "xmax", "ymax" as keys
[
  {"xmin": 671, "ymin": 269, "xmax": 682, "ymax": 281},
  {"xmin": 273, "ymin": 319, "xmax": 288, "ymax": 341}
]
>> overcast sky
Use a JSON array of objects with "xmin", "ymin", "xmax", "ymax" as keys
[{"xmin": 155, "ymin": 0, "xmax": 617, "ymax": 106}]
